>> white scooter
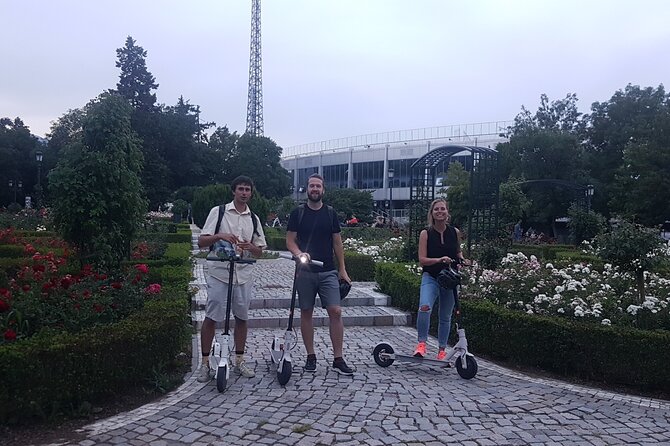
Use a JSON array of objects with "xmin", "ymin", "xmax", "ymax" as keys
[
  {"xmin": 373, "ymin": 278, "xmax": 478, "ymax": 380},
  {"xmin": 207, "ymin": 241, "xmax": 256, "ymax": 392},
  {"xmin": 269, "ymin": 252, "xmax": 323, "ymax": 386}
]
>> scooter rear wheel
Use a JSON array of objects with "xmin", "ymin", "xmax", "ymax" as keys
[
  {"xmin": 455, "ymin": 355, "xmax": 478, "ymax": 379},
  {"xmin": 217, "ymin": 364, "xmax": 228, "ymax": 392},
  {"xmin": 373, "ymin": 343, "xmax": 395, "ymax": 367},
  {"xmin": 277, "ymin": 359, "xmax": 292, "ymax": 386}
]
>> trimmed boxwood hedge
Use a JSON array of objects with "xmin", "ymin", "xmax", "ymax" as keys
[
  {"xmin": 0, "ymin": 297, "xmax": 189, "ymax": 423},
  {"xmin": 374, "ymin": 262, "xmax": 670, "ymax": 392},
  {"xmin": 343, "ymin": 252, "xmax": 375, "ymax": 282}
]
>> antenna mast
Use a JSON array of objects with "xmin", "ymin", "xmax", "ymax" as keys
[{"xmin": 245, "ymin": 0, "xmax": 264, "ymax": 136}]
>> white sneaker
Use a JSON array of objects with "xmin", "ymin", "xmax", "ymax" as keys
[
  {"xmin": 235, "ymin": 360, "xmax": 255, "ymax": 378},
  {"xmin": 197, "ymin": 363, "xmax": 213, "ymax": 383}
]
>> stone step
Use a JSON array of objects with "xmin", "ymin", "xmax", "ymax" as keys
[{"xmin": 191, "ymin": 305, "xmax": 411, "ymax": 330}]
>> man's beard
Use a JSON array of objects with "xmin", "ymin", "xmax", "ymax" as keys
[{"xmin": 307, "ymin": 192, "xmax": 323, "ymax": 203}]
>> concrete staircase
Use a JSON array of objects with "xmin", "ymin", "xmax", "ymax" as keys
[{"xmin": 189, "ymin": 225, "xmax": 411, "ymax": 330}]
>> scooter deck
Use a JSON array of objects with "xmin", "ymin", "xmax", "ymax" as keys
[{"xmin": 392, "ymin": 353, "xmax": 452, "ymax": 367}]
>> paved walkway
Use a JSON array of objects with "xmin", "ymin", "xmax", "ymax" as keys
[{"xmin": 54, "ymin": 226, "xmax": 670, "ymax": 445}]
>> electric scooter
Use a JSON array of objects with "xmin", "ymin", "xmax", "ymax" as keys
[
  {"xmin": 269, "ymin": 252, "xmax": 323, "ymax": 386},
  {"xmin": 207, "ymin": 241, "xmax": 256, "ymax": 392},
  {"xmin": 372, "ymin": 284, "xmax": 478, "ymax": 380}
]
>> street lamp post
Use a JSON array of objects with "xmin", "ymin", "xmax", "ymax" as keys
[
  {"xmin": 35, "ymin": 150, "xmax": 43, "ymax": 208},
  {"xmin": 388, "ymin": 168, "xmax": 395, "ymax": 224},
  {"xmin": 585, "ymin": 184, "xmax": 594, "ymax": 212},
  {"xmin": 8, "ymin": 179, "xmax": 22, "ymax": 204}
]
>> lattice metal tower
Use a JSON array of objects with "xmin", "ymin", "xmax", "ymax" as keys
[{"xmin": 245, "ymin": 0, "xmax": 264, "ymax": 136}]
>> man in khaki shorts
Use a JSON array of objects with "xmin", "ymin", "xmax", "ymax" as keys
[{"xmin": 197, "ymin": 175, "xmax": 266, "ymax": 382}]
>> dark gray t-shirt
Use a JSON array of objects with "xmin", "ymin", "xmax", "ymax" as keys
[{"xmin": 287, "ymin": 205, "xmax": 340, "ymax": 272}]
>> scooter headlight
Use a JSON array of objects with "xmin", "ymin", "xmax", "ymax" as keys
[{"xmin": 298, "ymin": 254, "xmax": 309, "ymax": 264}]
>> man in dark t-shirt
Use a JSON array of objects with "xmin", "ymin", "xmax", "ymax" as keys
[{"xmin": 286, "ymin": 173, "xmax": 354, "ymax": 376}]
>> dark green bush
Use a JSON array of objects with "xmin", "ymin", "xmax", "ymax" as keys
[
  {"xmin": 343, "ymin": 252, "xmax": 375, "ymax": 281},
  {"xmin": 0, "ymin": 245, "xmax": 25, "ymax": 258},
  {"xmin": 265, "ymin": 235, "xmax": 287, "ymax": 251},
  {"xmin": 462, "ymin": 299, "xmax": 670, "ymax": 391},
  {"xmin": 0, "ymin": 298, "xmax": 189, "ymax": 424}
]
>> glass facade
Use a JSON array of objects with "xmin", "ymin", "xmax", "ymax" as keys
[
  {"xmin": 298, "ymin": 167, "xmax": 318, "ymax": 189},
  {"xmin": 323, "ymin": 164, "xmax": 348, "ymax": 189},
  {"xmin": 353, "ymin": 161, "xmax": 384, "ymax": 189}
]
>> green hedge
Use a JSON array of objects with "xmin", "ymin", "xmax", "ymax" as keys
[
  {"xmin": 510, "ymin": 243, "xmax": 576, "ymax": 260},
  {"xmin": 0, "ymin": 245, "xmax": 25, "ymax": 258},
  {"xmin": 265, "ymin": 235, "xmax": 287, "ymax": 251},
  {"xmin": 143, "ymin": 232, "xmax": 191, "ymax": 244},
  {"xmin": 13, "ymin": 230, "xmax": 58, "ymax": 238},
  {"xmin": 343, "ymin": 252, "xmax": 375, "ymax": 281},
  {"xmin": 462, "ymin": 300, "xmax": 670, "ymax": 391},
  {"xmin": 0, "ymin": 298, "xmax": 189, "ymax": 423},
  {"xmin": 374, "ymin": 262, "xmax": 670, "ymax": 392}
]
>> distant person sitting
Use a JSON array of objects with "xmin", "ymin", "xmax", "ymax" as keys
[{"xmin": 346, "ymin": 215, "xmax": 359, "ymax": 227}]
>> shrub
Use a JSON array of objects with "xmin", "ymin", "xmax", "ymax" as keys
[
  {"xmin": 343, "ymin": 252, "xmax": 375, "ymax": 281},
  {"xmin": 0, "ymin": 298, "xmax": 189, "ymax": 423}
]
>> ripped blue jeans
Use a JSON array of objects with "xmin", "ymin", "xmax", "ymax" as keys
[{"xmin": 416, "ymin": 272, "xmax": 455, "ymax": 348}]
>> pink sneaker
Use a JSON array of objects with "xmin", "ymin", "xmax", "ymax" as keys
[{"xmin": 436, "ymin": 349, "xmax": 447, "ymax": 361}]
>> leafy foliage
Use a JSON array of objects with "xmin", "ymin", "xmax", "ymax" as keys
[
  {"xmin": 593, "ymin": 219, "xmax": 668, "ymax": 302},
  {"xmin": 48, "ymin": 93, "xmax": 147, "ymax": 268},
  {"xmin": 323, "ymin": 188, "xmax": 373, "ymax": 223},
  {"xmin": 442, "ymin": 161, "xmax": 469, "ymax": 228},
  {"xmin": 567, "ymin": 203, "xmax": 606, "ymax": 244}
]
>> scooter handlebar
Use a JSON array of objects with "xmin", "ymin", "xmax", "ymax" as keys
[
  {"xmin": 278, "ymin": 252, "xmax": 324, "ymax": 267},
  {"xmin": 206, "ymin": 253, "xmax": 256, "ymax": 264}
]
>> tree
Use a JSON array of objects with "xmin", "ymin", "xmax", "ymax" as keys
[
  {"xmin": 567, "ymin": 204, "xmax": 606, "ymax": 244},
  {"xmin": 223, "ymin": 134, "xmax": 291, "ymax": 199},
  {"xmin": 49, "ymin": 93, "xmax": 146, "ymax": 268},
  {"xmin": 584, "ymin": 84, "xmax": 668, "ymax": 214},
  {"xmin": 0, "ymin": 117, "xmax": 40, "ymax": 206},
  {"xmin": 594, "ymin": 220, "xmax": 667, "ymax": 303},
  {"xmin": 324, "ymin": 188, "xmax": 373, "ymax": 223},
  {"xmin": 441, "ymin": 161, "xmax": 469, "ymax": 229},
  {"xmin": 499, "ymin": 179, "xmax": 531, "ymax": 228},
  {"xmin": 115, "ymin": 36, "xmax": 158, "ymax": 111}
]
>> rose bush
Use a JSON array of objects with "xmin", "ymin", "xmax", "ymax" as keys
[
  {"xmin": 459, "ymin": 252, "xmax": 670, "ymax": 330},
  {"xmin": 0, "ymin": 241, "xmax": 162, "ymax": 345}
]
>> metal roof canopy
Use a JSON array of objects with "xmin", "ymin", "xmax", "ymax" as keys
[{"xmin": 409, "ymin": 145, "xmax": 500, "ymax": 257}]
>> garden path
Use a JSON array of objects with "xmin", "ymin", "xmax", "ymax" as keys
[{"xmin": 48, "ymin": 225, "xmax": 670, "ymax": 446}]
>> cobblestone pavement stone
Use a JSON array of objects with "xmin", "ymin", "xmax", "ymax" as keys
[{"xmin": 44, "ymin": 226, "xmax": 670, "ymax": 445}]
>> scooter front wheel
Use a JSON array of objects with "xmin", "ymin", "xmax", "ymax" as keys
[
  {"xmin": 455, "ymin": 355, "xmax": 478, "ymax": 379},
  {"xmin": 217, "ymin": 364, "xmax": 228, "ymax": 392},
  {"xmin": 277, "ymin": 359, "xmax": 292, "ymax": 386},
  {"xmin": 373, "ymin": 343, "xmax": 395, "ymax": 367}
]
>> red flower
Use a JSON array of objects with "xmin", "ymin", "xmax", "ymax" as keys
[
  {"xmin": 4, "ymin": 329, "xmax": 17, "ymax": 341},
  {"xmin": 33, "ymin": 264, "xmax": 46, "ymax": 272},
  {"xmin": 93, "ymin": 303, "xmax": 104, "ymax": 313},
  {"xmin": 144, "ymin": 283, "xmax": 161, "ymax": 294},
  {"xmin": 22, "ymin": 284, "xmax": 31, "ymax": 292},
  {"xmin": 111, "ymin": 282, "xmax": 122, "ymax": 289},
  {"xmin": 60, "ymin": 276, "xmax": 73, "ymax": 289},
  {"xmin": 0, "ymin": 288, "xmax": 10, "ymax": 299},
  {"xmin": 73, "ymin": 303, "xmax": 81, "ymax": 310},
  {"xmin": 0, "ymin": 299, "xmax": 10, "ymax": 312},
  {"xmin": 134, "ymin": 264, "xmax": 149, "ymax": 274},
  {"xmin": 82, "ymin": 289, "xmax": 92, "ymax": 299}
]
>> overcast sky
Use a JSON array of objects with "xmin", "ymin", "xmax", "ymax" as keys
[{"xmin": 2, "ymin": 0, "xmax": 669, "ymax": 148}]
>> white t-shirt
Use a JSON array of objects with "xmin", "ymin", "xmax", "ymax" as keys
[{"xmin": 201, "ymin": 202, "xmax": 267, "ymax": 284}]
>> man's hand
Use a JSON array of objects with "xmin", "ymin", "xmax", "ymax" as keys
[
  {"xmin": 339, "ymin": 270, "xmax": 351, "ymax": 284},
  {"xmin": 219, "ymin": 233, "xmax": 240, "ymax": 244}
]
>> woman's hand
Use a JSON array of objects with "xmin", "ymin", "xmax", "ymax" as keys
[{"xmin": 439, "ymin": 256, "xmax": 452, "ymax": 264}]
